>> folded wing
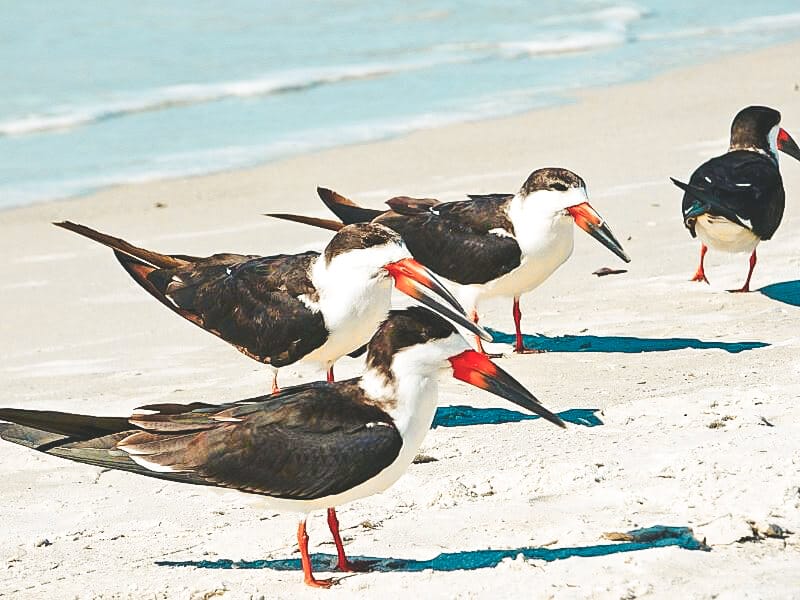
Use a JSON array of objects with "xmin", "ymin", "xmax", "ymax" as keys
[
  {"xmin": 375, "ymin": 194, "xmax": 521, "ymax": 285},
  {"xmin": 0, "ymin": 382, "xmax": 402, "ymax": 500},
  {"xmin": 680, "ymin": 151, "xmax": 784, "ymax": 240}
]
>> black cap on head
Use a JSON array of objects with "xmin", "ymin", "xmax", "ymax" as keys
[
  {"xmin": 366, "ymin": 307, "xmax": 455, "ymax": 373},
  {"xmin": 729, "ymin": 106, "xmax": 781, "ymax": 153},
  {"xmin": 520, "ymin": 168, "xmax": 585, "ymax": 196},
  {"xmin": 324, "ymin": 223, "xmax": 401, "ymax": 264}
]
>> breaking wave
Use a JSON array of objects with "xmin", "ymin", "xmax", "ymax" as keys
[{"xmin": 0, "ymin": 60, "xmax": 447, "ymax": 137}]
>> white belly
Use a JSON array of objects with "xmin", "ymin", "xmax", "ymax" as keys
[
  {"xmin": 454, "ymin": 217, "xmax": 575, "ymax": 309},
  {"xmin": 302, "ymin": 279, "xmax": 393, "ymax": 367},
  {"xmin": 695, "ymin": 214, "xmax": 759, "ymax": 254},
  {"xmin": 482, "ymin": 232, "xmax": 573, "ymax": 299}
]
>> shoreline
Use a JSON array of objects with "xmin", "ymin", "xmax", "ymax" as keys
[
  {"xmin": 1, "ymin": 40, "xmax": 800, "ymax": 599},
  {"xmin": 3, "ymin": 39, "xmax": 799, "ymax": 224}
]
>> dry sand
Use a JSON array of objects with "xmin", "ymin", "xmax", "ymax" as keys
[{"xmin": 2, "ymin": 42, "xmax": 800, "ymax": 599}]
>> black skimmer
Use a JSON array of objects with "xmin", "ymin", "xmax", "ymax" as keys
[
  {"xmin": 268, "ymin": 168, "xmax": 630, "ymax": 354},
  {"xmin": 54, "ymin": 221, "xmax": 490, "ymax": 390},
  {"xmin": 0, "ymin": 307, "xmax": 564, "ymax": 588},
  {"xmin": 672, "ymin": 105, "xmax": 800, "ymax": 292}
]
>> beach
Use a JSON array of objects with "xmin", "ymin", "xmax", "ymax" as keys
[{"xmin": 1, "ymin": 40, "xmax": 800, "ymax": 599}]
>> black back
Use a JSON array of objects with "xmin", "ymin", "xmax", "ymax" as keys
[
  {"xmin": 681, "ymin": 150, "xmax": 784, "ymax": 240},
  {"xmin": 119, "ymin": 251, "xmax": 328, "ymax": 367},
  {"xmin": 0, "ymin": 381, "xmax": 402, "ymax": 501},
  {"xmin": 375, "ymin": 195, "xmax": 521, "ymax": 285}
]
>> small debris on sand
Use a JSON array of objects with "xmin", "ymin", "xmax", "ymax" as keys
[
  {"xmin": 592, "ymin": 267, "xmax": 628, "ymax": 277},
  {"xmin": 413, "ymin": 454, "xmax": 439, "ymax": 464},
  {"xmin": 746, "ymin": 521, "xmax": 792, "ymax": 540}
]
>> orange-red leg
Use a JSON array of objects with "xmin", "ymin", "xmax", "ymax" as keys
[
  {"xmin": 471, "ymin": 310, "xmax": 502, "ymax": 358},
  {"xmin": 729, "ymin": 249, "xmax": 757, "ymax": 293},
  {"xmin": 512, "ymin": 297, "xmax": 543, "ymax": 354},
  {"xmin": 513, "ymin": 298, "xmax": 523, "ymax": 351},
  {"xmin": 326, "ymin": 508, "xmax": 369, "ymax": 572},
  {"xmin": 690, "ymin": 244, "xmax": 709, "ymax": 283},
  {"xmin": 271, "ymin": 373, "xmax": 280, "ymax": 394},
  {"xmin": 298, "ymin": 519, "xmax": 335, "ymax": 588},
  {"xmin": 472, "ymin": 311, "xmax": 486, "ymax": 354},
  {"xmin": 327, "ymin": 366, "xmax": 335, "ymax": 382}
]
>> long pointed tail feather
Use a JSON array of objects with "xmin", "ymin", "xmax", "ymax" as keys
[
  {"xmin": 265, "ymin": 213, "xmax": 345, "ymax": 231},
  {"xmin": 112, "ymin": 250, "xmax": 208, "ymax": 329},
  {"xmin": 316, "ymin": 187, "xmax": 384, "ymax": 224},
  {"xmin": 54, "ymin": 221, "xmax": 189, "ymax": 269},
  {"xmin": 0, "ymin": 409, "xmax": 210, "ymax": 485},
  {"xmin": 669, "ymin": 177, "xmax": 692, "ymax": 193},
  {"xmin": 670, "ymin": 177, "xmax": 720, "ymax": 206},
  {"xmin": 0, "ymin": 408, "xmax": 130, "ymax": 440}
]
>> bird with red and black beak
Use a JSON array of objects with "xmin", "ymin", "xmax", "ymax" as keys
[
  {"xmin": 672, "ymin": 105, "xmax": 800, "ymax": 292},
  {"xmin": 54, "ymin": 221, "xmax": 490, "ymax": 391},
  {"xmin": 0, "ymin": 307, "xmax": 564, "ymax": 588},
  {"xmin": 268, "ymin": 168, "xmax": 630, "ymax": 354}
]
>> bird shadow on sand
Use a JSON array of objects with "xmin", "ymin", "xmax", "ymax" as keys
[
  {"xmin": 488, "ymin": 330, "xmax": 767, "ymax": 354},
  {"xmin": 157, "ymin": 525, "xmax": 707, "ymax": 574},
  {"xmin": 432, "ymin": 406, "xmax": 603, "ymax": 428},
  {"xmin": 760, "ymin": 280, "xmax": 800, "ymax": 307}
]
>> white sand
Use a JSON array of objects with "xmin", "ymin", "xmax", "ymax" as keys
[{"xmin": 1, "ymin": 42, "xmax": 800, "ymax": 599}]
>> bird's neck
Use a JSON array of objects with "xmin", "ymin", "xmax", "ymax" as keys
[
  {"xmin": 508, "ymin": 195, "xmax": 574, "ymax": 256},
  {"xmin": 729, "ymin": 143, "xmax": 774, "ymax": 161},
  {"xmin": 309, "ymin": 254, "xmax": 393, "ymax": 330},
  {"xmin": 729, "ymin": 125, "xmax": 779, "ymax": 164},
  {"xmin": 359, "ymin": 362, "xmax": 439, "ymax": 440}
]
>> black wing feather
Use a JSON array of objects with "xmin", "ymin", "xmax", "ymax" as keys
[
  {"xmin": 0, "ymin": 381, "xmax": 402, "ymax": 500},
  {"xmin": 121, "ymin": 251, "xmax": 328, "ymax": 367},
  {"xmin": 466, "ymin": 193, "xmax": 516, "ymax": 203},
  {"xmin": 0, "ymin": 410, "xmax": 212, "ymax": 485},
  {"xmin": 309, "ymin": 187, "xmax": 521, "ymax": 284},
  {"xmin": 375, "ymin": 195, "xmax": 521, "ymax": 284},
  {"xmin": 54, "ymin": 220, "xmax": 329, "ymax": 367},
  {"xmin": 123, "ymin": 381, "xmax": 403, "ymax": 500},
  {"xmin": 680, "ymin": 151, "xmax": 784, "ymax": 240},
  {"xmin": 317, "ymin": 187, "xmax": 384, "ymax": 224}
]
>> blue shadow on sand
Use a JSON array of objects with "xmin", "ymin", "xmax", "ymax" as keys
[
  {"xmin": 488, "ymin": 330, "xmax": 767, "ymax": 354},
  {"xmin": 760, "ymin": 280, "xmax": 800, "ymax": 307},
  {"xmin": 432, "ymin": 406, "xmax": 603, "ymax": 429},
  {"xmin": 157, "ymin": 526, "xmax": 707, "ymax": 573}
]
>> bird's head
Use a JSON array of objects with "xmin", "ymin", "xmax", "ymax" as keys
[
  {"xmin": 322, "ymin": 224, "xmax": 490, "ymax": 341},
  {"xmin": 516, "ymin": 168, "xmax": 630, "ymax": 263},
  {"xmin": 730, "ymin": 105, "xmax": 800, "ymax": 163},
  {"xmin": 363, "ymin": 307, "xmax": 564, "ymax": 427}
]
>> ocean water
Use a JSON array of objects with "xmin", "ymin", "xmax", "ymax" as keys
[{"xmin": 2, "ymin": 1, "xmax": 800, "ymax": 209}]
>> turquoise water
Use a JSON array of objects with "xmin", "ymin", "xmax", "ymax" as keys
[{"xmin": 2, "ymin": 1, "xmax": 800, "ymax": 208}]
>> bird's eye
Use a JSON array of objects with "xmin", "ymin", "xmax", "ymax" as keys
[{"xmin": 551, "ymin": 183, "xmax": 568, "ymax": 192}]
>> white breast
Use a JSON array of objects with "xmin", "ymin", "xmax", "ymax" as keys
[
  {"xmin": 695, "ymin": 214, "xmax": 759, "ymax": 254},
  {"xmin": 430, "ymin": 210, "xmax": 575, "ymax": 315},
  {"xmin": 302, "ymin": 281, "xmax": 393, "ymax": 366},
  {"xmin": 300, "ymin": 245, "xmax": 406, "ymax": 367},
  {"xmin": 467, "ymin": 193, "xmax": 576, "ymax": 305},
  {"xmin": 484, "ymin": 213, "xmax": 574, "ymax": 299}
]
